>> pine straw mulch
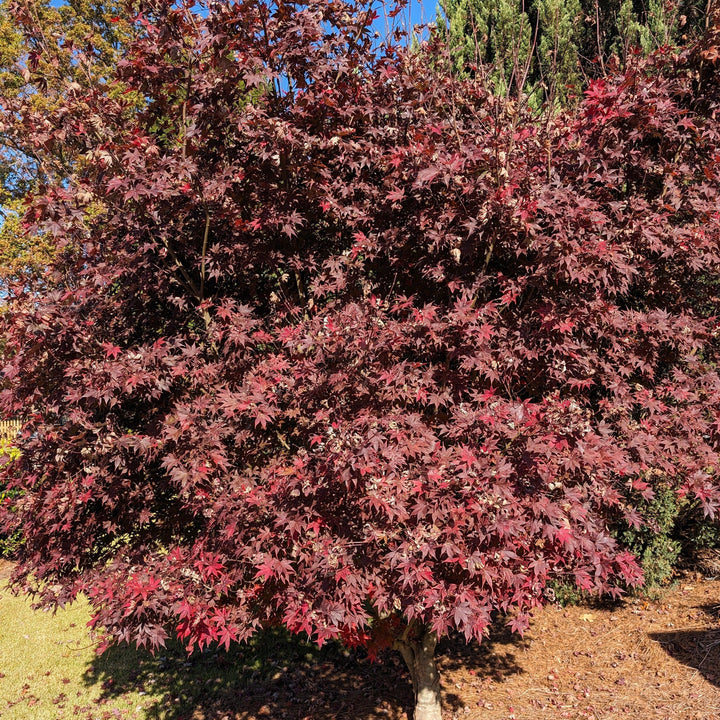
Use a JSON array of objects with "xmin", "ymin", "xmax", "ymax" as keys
[
  {"xmin": 435, "ymin": 576, "xmax": 720, "ymax": 720},
  {"xmin": 4, "ymin": 556, "xmax": 720, "ymax": 720}
]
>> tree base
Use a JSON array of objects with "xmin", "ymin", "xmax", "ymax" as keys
[{"xmin": 395, "ymin": 628, "xmax": 443, "ymax": 720}]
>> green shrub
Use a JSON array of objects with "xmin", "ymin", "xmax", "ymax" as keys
[
  {"xmin": 676, "ymin": 501, "xmax": 720, "ymax": 555},
  {"xmin": 615, "ymin": 485, "xmax": 682, "ymax": 590},
  {"xmin": 0, "ymin": 438, "xmax": 21, "ymax": 558},
  {"xmin": 548, "ymin": 484, "xmax": 720, "ymax": 607},
  {"xmin": 545, "ymin": 580, "xmax": 587, "ymax": 607},
  {"xmin": 612, "ymin": 483, "xmax": 720, "ymax": 592}
]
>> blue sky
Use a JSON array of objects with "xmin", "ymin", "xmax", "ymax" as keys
[
  {"xmin": 376, "ymin": 0, "xmax": 437, "ymax": 35},
  {"xmin": 45, "ymin": 0, "xmax": 436, "ymax": 24},
  {"xmin": 46, "ymin": 0, "xmax": 438, "ymax": 41}
]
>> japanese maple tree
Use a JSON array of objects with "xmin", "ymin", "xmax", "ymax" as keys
[{"xmin": 2, "ymin": 2, "xmax": 720, "ymax": 718}]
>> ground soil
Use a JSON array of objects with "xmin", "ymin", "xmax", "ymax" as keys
[{"xmin": 4, "ymin": 558, "xmax": 720, "ymax": 719}]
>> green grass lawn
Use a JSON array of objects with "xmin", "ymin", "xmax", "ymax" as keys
[
  {"xmin": 0, "ymin": 581, "xmax": 355, "ymax": 720},
  {"xmin": 0, "ymin": 583, "xmax": 168, "ymax": 719}
]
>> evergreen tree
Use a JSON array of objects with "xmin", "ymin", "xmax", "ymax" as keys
[
  {"xmin": 579, "ymin": 0, "xmax": 709, "ymax": 74},
  {"xmin": 492, "ymin": 0, "xmax": 533, "ymax": 95},
  {"xmin": 443, "ymin": 0, "xmax": 493, "ymax": 72},
  {"xmin": 611, "ymin": 0, "xmax": 642, "ymax": 62},
  {"xmin": 638, "ymin": 0, "xmax": 679, "ymax": 53},
  {"xmin": 537, "ymin": 0, "xmax": 582, "ymax": 105},
  {"xmin": 440, "ymin": 0, "xmax": 533, "ymax": 96},
  {"xmin": 440, "ymin": 0, "xmax": 585, "ymax": 103},
  {"xmin": 440, "ymin": 0, "xmax": 710, "ymax": 103}
]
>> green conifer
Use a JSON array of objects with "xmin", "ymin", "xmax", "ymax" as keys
[
  {"xmin": 537, "ymin": 0, "xmax": 582, "ymax": 105},
  {"xmin": 440, "ymin": 0, "xmax": 533, "ymax": 96},
  {"xmin": 440, "ymin": 0, "xmax": 709, "ymax": 104}
]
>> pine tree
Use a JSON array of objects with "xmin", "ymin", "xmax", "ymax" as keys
[
  {"xmin": 611, "ymin": 0, "xmax": 643, "ymax": 62},
  {"xmin": 582, "ymin": 0, "xmax": 708, "ymax": 72},
  {"xmin": 537, "ymin": 0, "xmax": 582, "ymax": 105},
  {"xmin": 440, "ymin": 0, "xmax": 584, "ymax": 103},
  {"xmin": 638, "ymin": 0, "xmax": 679, "ymax": 52},
  {"xmin": 440, "ymin": 0, "xmax": 533, "ymax": 96},
  {"xmin": 491, "ymin": 0, "xmax": 533, "ymax": 95},
  {"xmin": 441, "ymin": 0, "xmax": 710, "ymax": 104},
  {"xmin": 442, "ymin": 0, "xmax": 493, "ymax": 72}
]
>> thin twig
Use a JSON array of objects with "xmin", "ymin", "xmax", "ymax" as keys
[
  {"xmin": 161, "ymin": 237, "xmax": 202, "ymax": 300},
  {"xmin": 199, "ymin": 206, "xmax": 211, "ymax": 300},
  {"xmin": 595, "ymin": 0, "xmax": 605, "ymax": 76}
]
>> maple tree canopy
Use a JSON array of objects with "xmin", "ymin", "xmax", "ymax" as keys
[{"xmin": 2, "ymin": 2, "xmax": 720, "ymax": 713}]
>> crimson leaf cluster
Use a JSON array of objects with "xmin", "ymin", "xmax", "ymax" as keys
[{"xmin": 1, "ymin": 1, "xmax": 720, "ymax": 657}]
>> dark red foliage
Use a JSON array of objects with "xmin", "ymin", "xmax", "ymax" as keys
[{"xmin": 2, "ymin": 0, "xmax": 720, "ymax": 655}]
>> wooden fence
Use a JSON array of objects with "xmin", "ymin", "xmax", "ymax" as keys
[{"xmin": 0, "ymin": 420, "xmax": 20, "ymax": 442}]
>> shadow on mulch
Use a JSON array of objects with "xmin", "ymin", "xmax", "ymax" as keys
[
  {"xmin": 437, "ymin": 623, "xmax": 527, "ymax": 713},
  {"xmin": 650, "ymin": 605, "xmax": 720, "ymax": 688},
  {"xmin": 84, "ymin": 620, "xmax": 526, "ymax": 720},
  {"xmin": 439, "ymin": 621, "xmax": 526, "ymax": 674}
]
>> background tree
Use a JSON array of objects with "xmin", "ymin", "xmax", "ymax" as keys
[
  {"xmin": 440, "ymin": 0, "xmax": 533, "ymax": 96},
  {"xmin": 536, "ymin": 0, "xmax": 582, "ymax": 105},
  {"xmin": 0, "ymin": 0, "xmax": 133, "ymax": 191},
  {"xmin": 2, "ymin": 2, "xmax": 720, "ymax": 720},
  {"xmin": 0, "ymin": 0, "xmax": 135, "ymax": 551},
  {"xmin": 574, "ymin": 0, "xmax": 710, "ymax": 78},
  {"xmin": 439, "ymin": 0, "xmax": 710, "ymax": 104},
  {"xmin": 0, "ymin": 0, "xmax": 134, "ymax": 285}
]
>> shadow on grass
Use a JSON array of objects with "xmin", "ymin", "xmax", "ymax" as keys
[
  {"xmin": 84, "ymin": 619, "xmax": 526, "ymax": 720},
  {"xmin": 84, "ymin": 628, "xmax": 412, "ymax": 720},
  {"xmin": 650, "ymin": 605, "xmax": 720, "ymax": 688}
]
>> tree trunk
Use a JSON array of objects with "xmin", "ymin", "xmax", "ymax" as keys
[{"xmin": 395, "ymin": 629, "xmax": 443, "ymax": 720}]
